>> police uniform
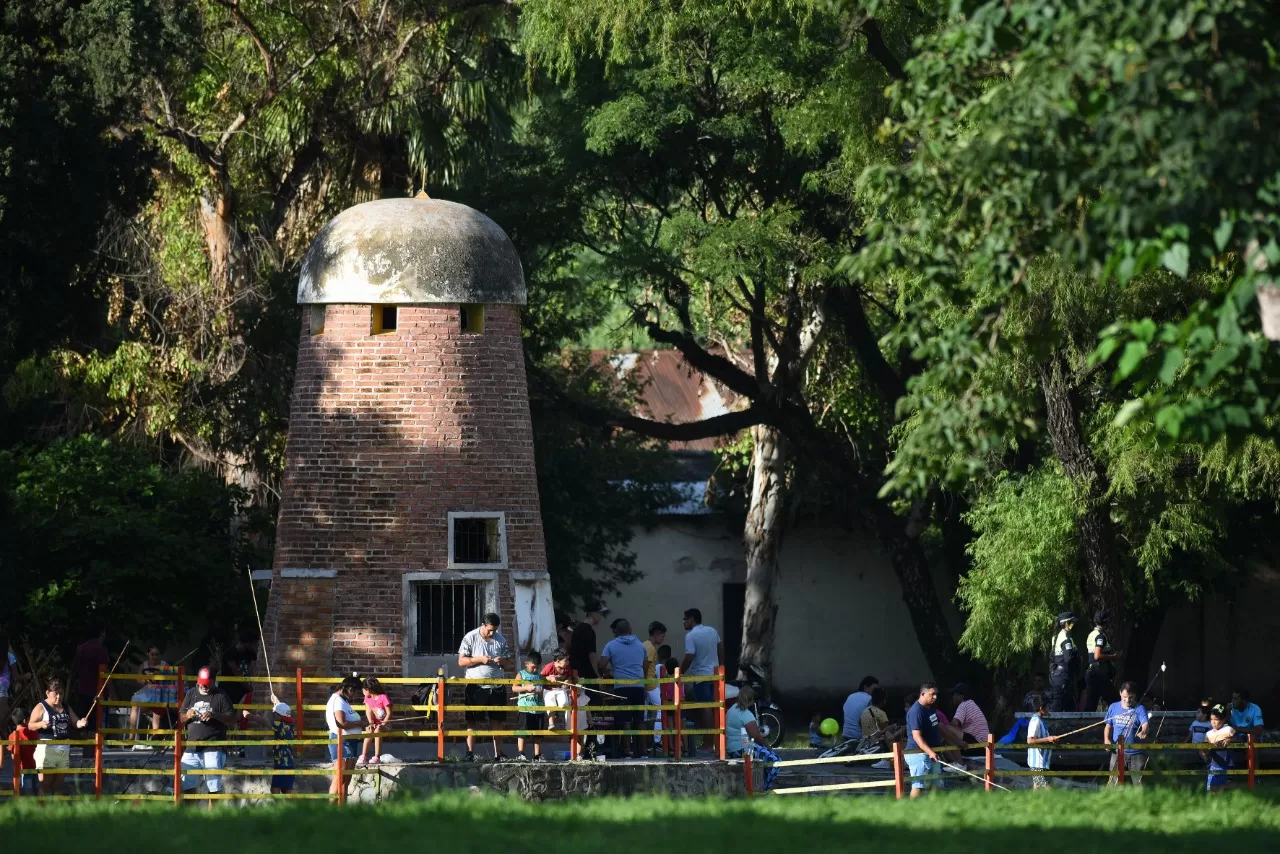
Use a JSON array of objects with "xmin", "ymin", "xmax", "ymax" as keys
[
  {"xmin": 1047, "ymin": 617, "xmax": 1078, "ymax": 713},
  {"xmin": 1082, "ymin": 624, "xmax": 1119, "ymax": 712}
]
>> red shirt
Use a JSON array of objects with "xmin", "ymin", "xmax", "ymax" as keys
[
  {"xmin": 73, "ymin": 639, "xmax": 109, "ymax": 696},
  {"xmin": 8, "ymin": 726, "xmax": 35, "ymax": 769}
]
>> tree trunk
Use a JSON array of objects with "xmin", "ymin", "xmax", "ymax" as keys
[
  {"xmin": 737, "ymin": 424, "xmax": 788, "ymax": 690},
  {"xmin": 1039, "ymin": 361, "xmax": 1129, "ymax": 654},
  {"xmin": 869, "ymin": 493, "xmax": 977, "ymax": 685}
]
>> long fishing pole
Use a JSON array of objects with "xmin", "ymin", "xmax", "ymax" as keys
[
  {"xmin": 938, "ymin": 759, "xmax": 1013, "ymax": 792},
  {"xmin": 81, "ymin": 640, "xmax": 132, "ymax": 723},
  {"xmin": 1058, "ymin": 662, "xmax": 1168, "ymax": 740},
  {"xmin": 246, "ymin": 568, "xmax": 277, "ymax": 689}
]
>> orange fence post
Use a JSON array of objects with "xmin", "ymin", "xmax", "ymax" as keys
[
  {"xmin": 173, "ymin": 729, "xmax": 184, "ymax": 806},
  {"xmin": 673, "ymin": 668, "xmax": 684, "ymax": 760},
  {"xmin": 94, "ymin": 731, "xmax": 104, "ymax": 798},
  {"xmin": 984, "ymin": 733, "xmax": 994, "ymax": 792},
  {"xmin": 1248, "ymin": 734, "xmax": 1257, "ymax": 791},
  {"xmin": 1116, "ymin": 737, "xmax": 1125, "ymax": 786},
  {"xmin": 743, "ymin": 750, "xmax": 754, "ymax": 798},
  {"xmin": 892, "ymin": 742, "xmax": 905, "ymax": 799},
  {"xmin": 295, "ymin": 668, "xmax": 305, "ymax": 739},
  {"xmin": 336, "ymin": 729, "xmax": 346, "ymax": 805},
  {"xmin": 716, "ymin": 666, "xmax": 727, "ymax": 760},
  {"xmin": 569, "ymin": 672, "xmax": 580, "ymax": 761},
  {"xmin": 11, "ymin": 732, "xmax": 20, "ymax": 796},
  {"xmin": 436, "ymin": 668, "xmax": 447, "ymax": 761}
]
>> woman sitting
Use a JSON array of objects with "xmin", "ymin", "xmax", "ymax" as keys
[
  {"xmin": 726, "ymin": 686, "xmax": 780, "ymax": 790},
  {"xmin": 856, "ymin": 686, "xmax": 904, "ymax": 753},
  {"xmin": 128, "ymin": 647, "xmax": 175, "ymax": 744}
]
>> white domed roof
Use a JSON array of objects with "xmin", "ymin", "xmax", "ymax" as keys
[{"xmin": 297, "ymin": 197, "xmax": 525, "ymax": 305}]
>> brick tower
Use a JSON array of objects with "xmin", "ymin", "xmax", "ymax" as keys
[{"xmin": 264, "ymin": 196, "xmax": 556, "ymax": 682}]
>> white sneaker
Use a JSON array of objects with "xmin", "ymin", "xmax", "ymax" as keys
[
  {"xmin": 355, "ymin": 757, "xmax": 368, "ymax": 767},
  {"xmin": 871, "ymin": 759, "xmax": 891, "ymax": 770},
  {"xmin": 516, "ymin": 754, "xmax": 529, "ymax": 762}
]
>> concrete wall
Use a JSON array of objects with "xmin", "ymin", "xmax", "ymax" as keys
[
  {"xmin": 1149, "ymin": 563, "xmax": 1280, "ymax": 712},
  {"xmin": 596, "ymin": 518, "xmax": 941, "ymax": 697}
]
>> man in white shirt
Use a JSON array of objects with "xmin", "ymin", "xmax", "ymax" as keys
[
  {"xmin": 325, "ymin": 676, "xmax": 362, "ymax": 798},
  {"xmin": 680, "ymin": 608, "xmax": 723, "ymax": 752},
  {"xmin": 458, "ymin": 612, "xmax": 514, "ymax": 761},
  {"xmin": 842, "ymin": 676, "xmax": 880, "ymax": 741}
]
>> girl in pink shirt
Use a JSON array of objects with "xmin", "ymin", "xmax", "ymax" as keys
[{"xmin": 358, "ymin": 677, "xmax": 392, "ymax": 766}]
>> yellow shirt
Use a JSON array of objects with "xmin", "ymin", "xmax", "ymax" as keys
[{"xmin": 642, "ymin": 640, "xmax": 658, "ymax": 691}]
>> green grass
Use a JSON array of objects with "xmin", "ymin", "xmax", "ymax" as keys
[{"xmin": 4, "ymin": 790, "xmax": 1280, "ymax": 852}]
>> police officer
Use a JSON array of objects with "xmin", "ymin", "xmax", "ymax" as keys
[
  {"xmin": 1048, "ymin": 612, "xmax": 1079, "ymax": 713},
  {"xmin": 1082, "ymin": 609, "xmax": 1121, "ymax": 712}
]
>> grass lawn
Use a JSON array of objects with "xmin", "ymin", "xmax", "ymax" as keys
[{"xmin": 4, "ymin": 790, "xmax": 1279, "ymax": 852}]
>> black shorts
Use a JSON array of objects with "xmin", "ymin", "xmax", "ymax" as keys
[
  {"xmin": 517, "ymin": 711, "xmax": 545, "ymax": 732},
  {"xmin": 464, "ymin": 684, "xmax": 508, "ymax": 723}
]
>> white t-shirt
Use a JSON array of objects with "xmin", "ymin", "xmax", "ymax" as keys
[
  {"xmin": 1027, "ymin": 714, "xmax": 1052, "ymax": 770},
  {"xmin": 326, "ymin": 691, "xmax": 361, "ymax": 736},
  {"xmin": 683, "ymin": 624, "xmax": 721, "ymax": 676}
]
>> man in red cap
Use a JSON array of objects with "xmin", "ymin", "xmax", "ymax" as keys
[{"xmin": 178, "ymin": 667, "xmax": 235, "ymax": 805}]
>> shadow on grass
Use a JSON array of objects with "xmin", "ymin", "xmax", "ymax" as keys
[{"xmin": 3, "ymin": 789, "xmax": 1279, "ymax": 853}]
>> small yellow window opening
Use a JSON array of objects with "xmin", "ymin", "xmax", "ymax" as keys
[
  {"xmin": 309, "ymin": 305, "xmax": 326, "ymax": 335},
  {"xmin": 460, "ymin": 304, "xmax": 485, "ymax": 334},
  {"xmin": 372, "ymin": 305, "xmax": 398, "ymax": 334}
]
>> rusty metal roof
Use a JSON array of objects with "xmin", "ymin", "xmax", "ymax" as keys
[{"xmin": 597, "ymin": 349, "xmax": 747, "ymax": 452}]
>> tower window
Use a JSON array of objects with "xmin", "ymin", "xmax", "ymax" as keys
[
  {"xmin": 448, "ymin": 512, "xmax": 506, "ymax": 568},
  {"xmin": 460, "ymin": 304, "xmax": 485, "ymax": 334},
  {"xmin": 412, "ymin": 580, "xmax": 483, "ymax": 656},
  {"xmin": 372, "ymin": 305, "xmax": 398, "ymax": 334},
  {"xmin": 309, "ymin": 305, "xmax": 326, "ymax": 335}
]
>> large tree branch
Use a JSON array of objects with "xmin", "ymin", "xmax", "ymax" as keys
[
  {"xmin": 826, "ymin": 286, "xmax": 908, "ymax": 403},
  {"xmin": 528, "ymin": 362, "xmax": 766, "ymax": 441},
  {"xmin": 214, "ymin": 0, "xmax": 278, "ymax": 92},
  {"xmin": 860, "ymin": 19, "xmax": 908, "ymax": 82},
  {"xmin": 633, "ymin": 311, "xmax": 763, "ymax": 399}
]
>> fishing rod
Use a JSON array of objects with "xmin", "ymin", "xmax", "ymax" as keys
[
  {"xmin": 245, "ymin": 567, "xmax": 279, "ymax": 691},
  {"xmin": 938, "ymin": 759, "xmax": 1013, "ymax": 792},
  {"xmin": 1056, "ymin": 662, "xmax": 1168, "ymax": 740},
  {"xmin": 81, "ymin": 641, "xmax": 132, "ymax": 723}
]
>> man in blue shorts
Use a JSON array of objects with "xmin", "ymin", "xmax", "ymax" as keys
[
  {"xmin": 680, "ymin": 608, "xmax": 723, "ymax": 753},
  {"xmin": 906, "ymin": 682, "xmax": 944, "ymax": 798}
]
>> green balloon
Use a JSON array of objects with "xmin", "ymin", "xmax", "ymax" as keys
[{"xmin": 820, "ymin": 717, "xmax": 840, "ymax": 737}]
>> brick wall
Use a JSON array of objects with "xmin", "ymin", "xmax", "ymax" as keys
[{"xmin": 264, "ymin": 303, "xmax": 547, "ymax": 690}]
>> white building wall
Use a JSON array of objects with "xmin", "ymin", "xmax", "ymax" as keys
[{"xmin": 595, "ymin": 518, "xmax": 938, "ymax": 696}]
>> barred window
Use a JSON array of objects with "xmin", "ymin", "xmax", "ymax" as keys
[
  {"xmin": 449, "ymin": 513, "xmax": 505, "ymax": 567},
  {"xmin": 413, "ymin": 581, "xmax": 483, "ymax": 656}
]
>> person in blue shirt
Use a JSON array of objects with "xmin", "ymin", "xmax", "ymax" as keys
[
  {"xmin": 1230, "ymin": 689, "xmax": 1265, "ymax": 742},
  {"xmin": 905, "ymin": 682, "xmax": 944, "ymax": 798},
  {"xmin": 1103, "ymin": 681, "xmax": 1150, "ymax": 786},
  {"xmin": 599, "ymin": 619, "xmax": 648, "ymax": 759}
]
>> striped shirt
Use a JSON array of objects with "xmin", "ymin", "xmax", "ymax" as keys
[{"xmin": 954, "ymin": 699, "xmax": 990, "ymax": 743}]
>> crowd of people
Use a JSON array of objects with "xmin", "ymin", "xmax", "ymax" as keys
[
  {"xmin": 446, "ymin": 604, "xmax": 726, "ymax": 763},
  {"xmin": 3, "ymin": 607, "xmax": 1272, "ymax": 800},
  {"xmin": 827, "ymin": 668, "xmax": 1268, "ymax": 796}
]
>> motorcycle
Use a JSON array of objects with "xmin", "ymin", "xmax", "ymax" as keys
[{"xmin": 724, "ymin": 663, "xmax": 785, "ymax": 748}]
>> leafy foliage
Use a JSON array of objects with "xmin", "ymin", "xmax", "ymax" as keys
[
  {"xmin": 0, "ymin": 436, "xmax": 260, "ymax": 658},
  {"xmin": 854, "ymin": 0, "xmax": 1280, "ymax": 496}
]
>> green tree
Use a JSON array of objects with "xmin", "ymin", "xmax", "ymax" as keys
[
  {"xmin": 0, "ymin": 435, "xmax": 261, "ymax": 659},
  {"xmin": 852, "ymin": 0, "xmax": 1280, "ymax": 674},
  {"xmin": 517, "ymin": 0, "xmax": 976, "ymax": 686}
]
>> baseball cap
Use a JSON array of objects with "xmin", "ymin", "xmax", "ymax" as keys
[
  {"xmin": 197, "ymin": 667, "xmax": 214, "ymax": 686},
  {"xmin": 584, "ymin": 600, "xmax": 609, "ymax": 616},
  {"xmin": 1057, "ymin": 611, "xmax": 1076, "ymax": 624},
  {"xmin": 273, "ymin": 701, "xmax": 292, "ymax": 717},
  {"xmin": 951, "ymin": 683, "xmax": 971, "ymax": 698}
]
